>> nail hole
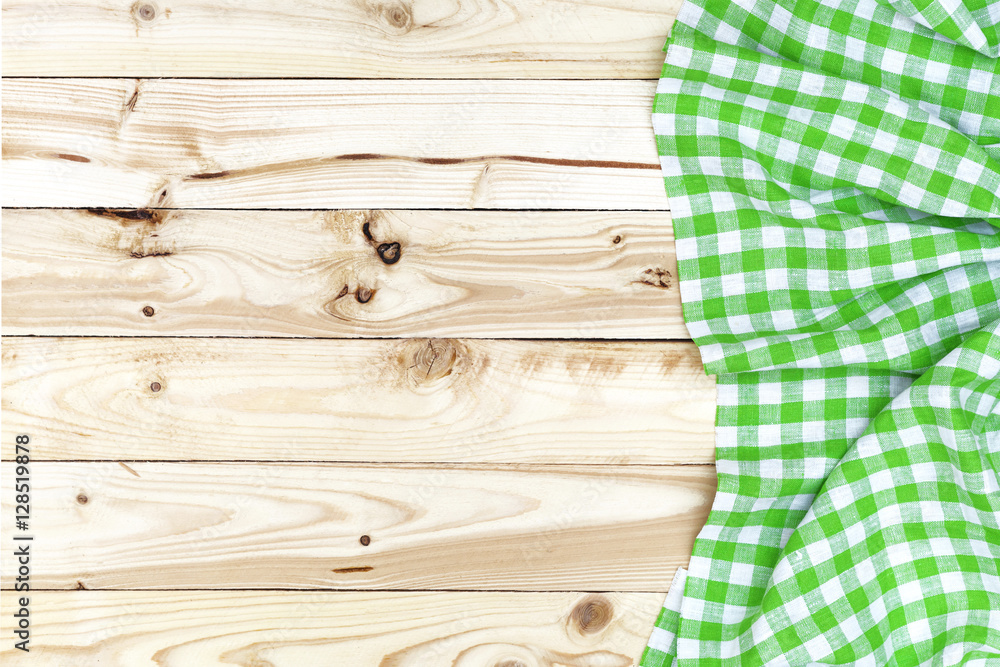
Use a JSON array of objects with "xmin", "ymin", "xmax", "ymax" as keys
[
  {"xmin": 150, "ymin": 382, "xmax": 162, "ymax": 392},
  {"xmin": 359, "ymin": 535, "xmax": 371, "ymax": 546},
  {"xmin": 142, "ymin": 306, "xmax": 155, "ymax": 317},
  {"xmin": 76, "ymin": 494, "xmax": 89, "ymax": 505}
]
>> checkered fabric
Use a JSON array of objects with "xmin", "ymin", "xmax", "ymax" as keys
[{"xmin": 644, "ymin": 0, "xmax": 1000, "ymax": 664}]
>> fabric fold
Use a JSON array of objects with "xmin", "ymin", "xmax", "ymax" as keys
[{"xmin": 644, "ymin": 0, "xmax": 1000, "ymax": 663}]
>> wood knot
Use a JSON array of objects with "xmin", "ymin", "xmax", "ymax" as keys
[
  {"xmin": 323, "ymin": 282, "xmax": 380, "ymax": 320},
  {"xmin": 355, "ymin": 286, "xmax": 375, "ymax": 304},
  {"xmin": 378, "ymin": 2, "xmax": 413, "ymax": 30},
  {"xmin": 362, "ymin": 217, "xmax": 403, "ymax": 265},
  {"xmin": 377, "ymin": 242, "xmax": 401, "ymax": 264},
  {"xmin": 359, "ymin": 535, "xmax": 372, "ymax": 546},
  {"xmin": 612, "ymin": 235, "xmax": 622, "ymax": 244},
  {"xmin": 495, "ymin": 661, "xmax": 528, "ymax": 667},
  {"xmin": 133, "ymin": 1, "xmax": 157, "ymax": 22},
  {"xmin": 142, "ymin": 306, "xmax": 155, "ymax": 317},
  {"xmin": 405, "ymin": 339, "xmax": 461, "ymax": 385},
  {"xmin": 76, "ymin": 494, "xmax": 89, "ymax": 505},
  {"xmin": 636, "ymin": 268, "xmax": 672, "ymax": 290},
  {"xmin": 571, "ymin": 595, "xmax": 612, "ymax": 635}
]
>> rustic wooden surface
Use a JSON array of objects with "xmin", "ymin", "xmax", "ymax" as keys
[
  {"xmin": 2, "ymin": 0, "xmax": 682, "ymax": 78},
  {"xmin": 0, "ymin": 461, "xmax": 713, "ymax": 590},
  {"xmin": 2, "ymin": 209, "xmax": 684, "ymax": 338},
  {"xmin": 0, "ymin": 591, "xmax": 664, "ymax": 665},
  {"xmin": 2, "ymin": 337, "xmax": 715, "ymax": 463},
  {"xmin": 1, "ymin": 2, "xmax": 705, "ymax": 664},
  {"xmin": 2, "ymin": 79, "xmax": 667, "ymax": 209}
]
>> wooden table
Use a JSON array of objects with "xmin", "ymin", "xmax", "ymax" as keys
[{"xmin": 1, "ymin": 1, "xmax": 717, "ymax": 663}]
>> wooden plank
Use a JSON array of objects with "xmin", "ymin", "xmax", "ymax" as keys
[
  {"xmin": 0, "ymin": 590, "xmax": 664, "ymax": 665},
  {"xmin": 2, "ymin": 209, "xmax": 685, "ymax": 338},
  {"xmin": 0, "ymin": 461, "xmax": 714, "ymax": 590},
  {"xmin": 1, "ymin": 79, "xmax": 667, "ymax": 209},
  {"xmin": 2, "ymin": 337, "xmax": 715, "ymax": 464},
  {"xmin": 1, "ymin": 0, "xmax": 680, "ymax": 79}
]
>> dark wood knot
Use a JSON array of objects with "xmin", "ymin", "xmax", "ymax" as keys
[
  {"xmin": 355, "ymin": 286, "xmax": 374, "ymax": 304},
  {"xmin": 377, "ymin": 242, "xmax": 401, "ymax": 264},
  {"xmin": 637, "ymin": 268, "xmax": 672, "ymax": 289},
  {"xmin": 571, "ymin": 595, "xmax": 612, "ymax": 634}
]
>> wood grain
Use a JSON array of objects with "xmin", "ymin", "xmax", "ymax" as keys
[
  {"xmin": 1, "ymin": 0, "xmax": 680, "ymax": 79},
  {"xmin": 2, "ymin": 337, "xmax": 715, "ymax": 463},
  {"xmin": 2, "ymin": 79, "xmax": 667, "ymax": 209},
  {"xmin": 2, "ymin": 208, "xmax": 684, "ymax": 338},
  {"xmin": 0, "ymin": 462, "xmax": 714, "ymax": 591},
  {"xmin": 0, "ymin": 590, "xmax": 664, "ymax": 665}
]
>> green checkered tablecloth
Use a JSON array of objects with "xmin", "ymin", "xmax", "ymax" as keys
[{"xmin": 644, "ymin": 0, "xmax": 1000, "ymax": 664}]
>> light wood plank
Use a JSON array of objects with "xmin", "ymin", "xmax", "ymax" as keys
[
  {"xmin": 2, "ymin": 79, "xmax": 667, "ymax": 209},
  {"xmin": 0, "ymin": 462, "xmax": 714, "ymax": 590},
  {"xmin": 2, "ymin": 208, "xmax": 685, "ymax": 338},
  {"xmin": 2, "ymin": 0, "xmax": 679, "ymax": 79},
  {"xmin": 0, "ymin": 590, "xmax": 664, "ymax": 665},
  {"xmin": 2, "ymin": 337, "xmax": 715, "ymax": 463}
]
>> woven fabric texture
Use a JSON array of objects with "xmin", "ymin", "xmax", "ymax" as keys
[{"xmin": 644, "ymin": 0, "xmax": 1000, "ymax": 663}]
